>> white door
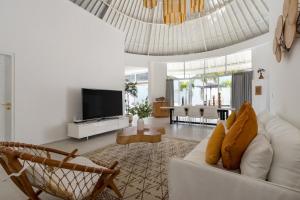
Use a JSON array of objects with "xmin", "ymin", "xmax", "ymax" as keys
[{"xmin": 0, "ymin": 54, "xmax": 13, "ymax": 141}]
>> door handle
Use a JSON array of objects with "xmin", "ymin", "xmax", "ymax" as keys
[{"xmin": 1, "ymin": 102, "xmax": 11, "ymax": 110}]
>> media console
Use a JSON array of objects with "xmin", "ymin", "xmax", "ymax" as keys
[{"xmin": 68, "ymin": 116, "xmax": 129, "ymax": 139}]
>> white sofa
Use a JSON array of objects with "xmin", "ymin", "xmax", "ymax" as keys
[{"xmin": 168, "ymin": 113, "xmax": 300, "ymax": 200}]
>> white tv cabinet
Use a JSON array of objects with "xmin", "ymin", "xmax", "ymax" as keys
[{"xmin": 68, "ymin": 117, "xmax": 129, "ymax": 139}]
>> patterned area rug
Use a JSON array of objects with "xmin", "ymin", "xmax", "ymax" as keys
[{"xmin": 84, "ymin": 137, "xmax": 198, "ymax": 200}]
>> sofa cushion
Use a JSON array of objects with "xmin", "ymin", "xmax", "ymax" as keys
[
  {"xmin": 237, "ymin": 101, "xmax": 250, "ymax": 117},
  {"xmin": 221, "ymin": 104, "xmax": 258, "ymax": 170},
  {"xmin": 257, "ymin": 111, "xmax": 275, "ymax": 127},
  {"xmin": 240, "ymin": 134, "xmax": 273, "ymax": 180},
  {"xmin": 184, "ymin": 138, "xmax": 239, "ymax": 173},
  {"xmin": 258, "ymin": 121, "xmax": 271, "ymax": 142},
  {"xmin": 265, "ymin": 117, "xmax": 300, "ymax": 189},
  {"xmin": 226, "ymin": 112, "xmax": 236, "ymax": 129},
  {"xmin": 205, "ymin": 123, "xmax": 226, "ymax": 164}
]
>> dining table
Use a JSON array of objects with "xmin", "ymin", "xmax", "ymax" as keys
[{"xmin": 160, "ymin": 106, "xmax": 236, "ymax": 125}]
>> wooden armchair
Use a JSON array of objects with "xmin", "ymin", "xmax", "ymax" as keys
[{"xmin": 0, "ymin": 142, "xmax": 122, "ymax": 200}]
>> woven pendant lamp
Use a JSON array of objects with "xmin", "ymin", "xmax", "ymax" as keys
[
  {"xmin": 143, "ymin": 0, "xmax": 157, "ymax": 9},
  {"xmin": 190, "ymin": 0, "xmax": 205, "ymax": 14},
  {"xmin": 163, "ymin": 0, "xmax": 187, "ymax": 25}
]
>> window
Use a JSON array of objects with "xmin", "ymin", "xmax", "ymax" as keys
[
  {"xmin": 125, "ymin": 71, "xmax": 149, "ymax": 108},
  {"xmin": 227, "ymin": 50, "xmax": 251, "ymax": 73},
  {"xmin": 167, "ymin": 62, "xmax": 185, "ymax": 79},
  {"xmin": 185, "ymin": 60, "xmax": 205, "ymax": 79},
  {"xmin": 167, "ymin": 50, "xmax": 251, "ymax": 106}
]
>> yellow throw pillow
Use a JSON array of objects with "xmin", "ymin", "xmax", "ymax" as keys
[
  {"xmin": 221, "ymin": 104, "xmax": 258, "ymax": 170},
  {"xmin": 226, "ymin": 111, "xmax": 236, "ymax": 129},
  {"xmin": 237, "ymin": 101, "xmax": 251, "ymax": 118},
  {"xmin": 206, "ymin": 123, "xmax": 226, "ymax": 165}
]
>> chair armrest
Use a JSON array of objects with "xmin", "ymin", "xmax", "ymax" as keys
[
  {"xmin": 62, "ymin": 149, "xmax": 79, "ymax": 162},
  {"xmin": 168, "ymin": 158, "xmax": 300, "ymax": 200}
]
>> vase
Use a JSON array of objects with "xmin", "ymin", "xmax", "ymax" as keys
[
  {"xmin": 126, "ymin": 114, "xmax": 133, "ymax": 124},
  {"xmin": 137, "ymin": 118, "xmax": 144, "ymax": 132}
]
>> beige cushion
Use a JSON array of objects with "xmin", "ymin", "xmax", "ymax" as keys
[
  {"xmin": 258, "ymin": 121, "xmax": 271, "ymax": 142},
  {"xmin": 240, "ymin": 134, "xmax": 273, "ymax": 180},
  {"xmin": 265, "ymin": 117, "xmax": 300, "ymax": 190},
  {"xmin": 257, "ymin": 111, "xmax": 275, "ymax": 127},
  {"xmin": 184, "ymin": 139, "xmax": 239, "ymax": 173}
]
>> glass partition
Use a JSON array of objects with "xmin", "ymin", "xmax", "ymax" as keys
[{"xmin": 167, "ymin": 50, "xmax": 251, "ymax": 107}]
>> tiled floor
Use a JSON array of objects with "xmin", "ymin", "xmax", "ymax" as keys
[{"xmin": 0, "ymin": 117, "xmax": 213, "ymax": 199}]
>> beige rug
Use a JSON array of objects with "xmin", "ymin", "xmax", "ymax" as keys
[{"xmin": 84, "ymin": 137, "xmax": 198, "ymax": 200}]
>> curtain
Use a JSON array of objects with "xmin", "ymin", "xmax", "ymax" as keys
[
  {"xmin": 166, "ymin": 79, "xmax": 174, "ymax": 106},
  {"xmin": 231, "ymin": 71, "xmax": 253, "ymax": 110}
]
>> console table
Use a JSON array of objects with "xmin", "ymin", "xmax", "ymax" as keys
[{"xmin": 68, "ymin": 117, "xmax": 129, "ymax": 139}]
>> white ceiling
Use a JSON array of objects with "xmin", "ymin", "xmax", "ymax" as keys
[{"xmin": 70, "ymin": 0, "xmax": 269, "ymax": 56}]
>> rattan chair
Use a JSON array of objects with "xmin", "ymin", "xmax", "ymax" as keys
[{"xmin": 0, "ymin": 142, "xmax": 122, "ymax": 200}]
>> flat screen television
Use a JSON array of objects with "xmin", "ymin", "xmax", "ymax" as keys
[{"xmin": 82, "ymin": 88, "xmax": 123, "ymax": 120}]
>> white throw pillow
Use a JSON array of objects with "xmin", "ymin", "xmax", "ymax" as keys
[
  {"xmin": 266, "ymin": 117, "xmax": 300, "ymax": 189},
  {"xmin": 240, "ymin": 134, "xmax": 273, "ymax": 180},
  {"xmin": 257, "ymin": 121, "xmax": 271, "ymax": 142},
  {"xmin": 257, "ymin": 111, "xmax": 274, "ymax": 126}
]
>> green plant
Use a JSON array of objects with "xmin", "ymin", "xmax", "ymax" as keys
[
  {"xmin": 220, "ymin": 79, "xmax": 232, "ymax": 88},
  {"xmin": 125, "ymin": 81, "xmax": 138, "ymax": 113},
  {"xmin": 128, "ymin": 107, "xmax": 136, "ymax": 116},
  {"xmin": 131, "ymin": 99, "xmax": 152, "ymax": 119},
  {"xmin": 125, "ymin": 82, "xmax": 138, "ymax": 97},
  {"xmin": 179, "ymin": 82, "xmax": 189, "ymax": 91}
]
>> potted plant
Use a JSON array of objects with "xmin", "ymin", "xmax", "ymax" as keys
[
  {"xmin": 131, "ymin": 99, "xmax": 152, "ymax": 131},
  {"xmin": 127, "ymin": 107, "xmax": 136, "ymax": 125},
  {"xmin": 125, "ymin": 81, "xmax": 137, "ymax": 124}
]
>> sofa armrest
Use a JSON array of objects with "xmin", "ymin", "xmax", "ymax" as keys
[{"xmin": 168, "ymin": 158, "xmax": 300, "ymax": 200}]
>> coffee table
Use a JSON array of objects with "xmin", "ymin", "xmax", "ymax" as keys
[{"xmin": 116, "ymin": 127, "xmax": 165, "ymax": 145}]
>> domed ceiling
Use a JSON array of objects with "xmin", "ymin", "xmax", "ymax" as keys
[{"xmin": 71, "ymin": 0, "xmax": 269, "ymax": 56}]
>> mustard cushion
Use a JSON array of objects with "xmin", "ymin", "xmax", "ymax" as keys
[
  {"xmin": 206, "ymin": 123, "xmax": 226, "ymax": 165},
  {"xmin": 226, "ymin": 111, "xmax": 236, "ymax": 129},
  {"xmin": 221, "ymin": 104, "xmax": 258, "ymax": 170},
  {"xmin": 237, "ymin": 101, "xmax": 251, "ymax": 118}
]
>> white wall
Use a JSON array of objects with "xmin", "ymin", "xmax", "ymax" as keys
[
  {"xmin": 252, "ymin": 0, "xmax": 300, "ymax": 128},
  {"xmin": 252, "ymin": 43, "xmax": 271, "ymax": 113},
  {"xmin": 0, "ymin": 0, "xmax": 124, "ymax": 144},
  {"xmin": 148, "ymin": 62, "xmax": 167, "ymax": 102}
]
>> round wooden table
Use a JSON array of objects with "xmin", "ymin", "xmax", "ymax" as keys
[{"xmin": 116, "ymin": 127, "xmax": 165, "ymax": 145}]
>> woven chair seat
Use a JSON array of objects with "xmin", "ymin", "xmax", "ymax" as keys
[
  {"xmin": 0, "ymin": 142, "xmax": 122, "ymax": 200},
  {"xmin": 24, "ymin": 156, "xmax": 107, "ymax": 200}
]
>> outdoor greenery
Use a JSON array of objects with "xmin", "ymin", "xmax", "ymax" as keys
[
  {"xmin": 125, "ymin": 81, "xmax": 137, "ymax": 113},
  {"xmin": 179, "ymin": 81, "xmax": 189, "ymax": 91},
  {"xmin": 127, "ymin": 107, "xmax": 136, "ymax": 116},
  {"xmin": 130, "ymin": 99, "xmax": 152, "ymax": 119},
  {"xmin": 220, "ymin": 79, "xmax": 232, "ymax": 88}
]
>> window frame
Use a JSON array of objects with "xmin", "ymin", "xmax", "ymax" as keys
[{"xmin": 167, "ymin": 50, "xmax": 252, "ymax": 107}]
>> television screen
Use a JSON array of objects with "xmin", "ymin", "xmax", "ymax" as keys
[{"xmin": 82, "ymin": 88, "xmax": 123, "ymax": 120}]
